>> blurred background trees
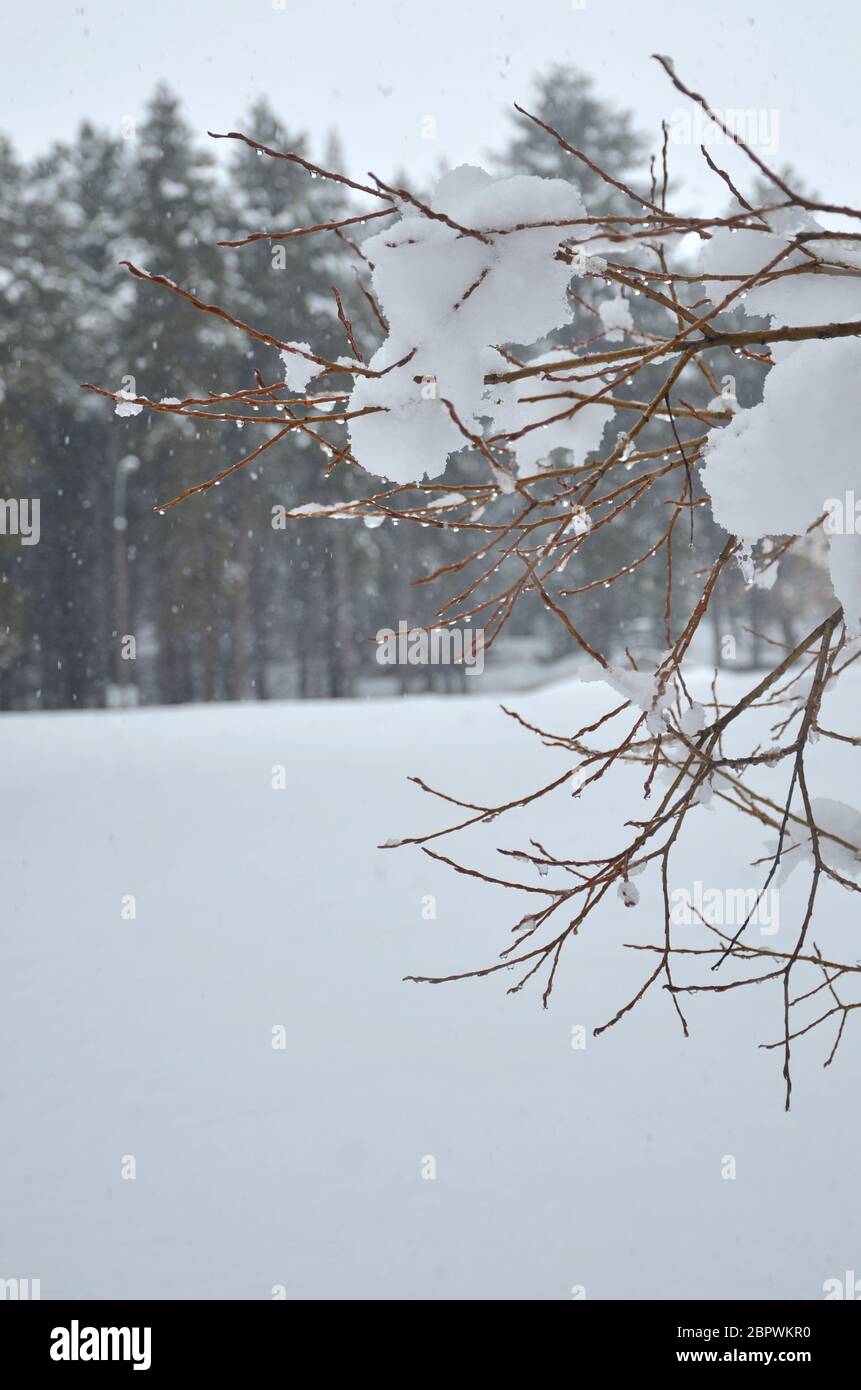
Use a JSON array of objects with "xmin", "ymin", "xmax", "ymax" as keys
[{"xmin": 0, "ymin": 71, "xmax": 829, "ymax": 709}]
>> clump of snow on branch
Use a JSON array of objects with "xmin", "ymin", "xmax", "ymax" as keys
[
  {"xmin": 700, "ymin": 336, "xmax": 861, "ymax": 631},
  {"xmin": 346, "ymin": 165, "xmax": 612, "ymax": 484},
  {"xmin": 771, "ymin": 797, "xmax": 861, "ymax": 884},
  {"xmin": 595, "ymin": 662, "xmax": 675, "ymax": 735},
  {"xmin": 114, "ymin": 390, "xmax": 143, "ymax": 418},
  {"xmin": 701, "ymin": 214, "xmax": 861, "ymax": 346},
  {"xmin": 280, "ymin": 343, "xmax": 325, "ymax": 393},
  {"xmin": 698, "ymin": 218, "xmax": 861, "ymax": 631}
]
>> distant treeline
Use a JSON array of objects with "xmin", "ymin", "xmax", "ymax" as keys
[{"xmin": 0, "ymin": 73, "xmax": 826, "ymax": 709}]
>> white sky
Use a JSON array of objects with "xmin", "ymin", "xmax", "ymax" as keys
[{"xmin": 3, "ymin": 0, "xmax": 859, "ymax": 214}]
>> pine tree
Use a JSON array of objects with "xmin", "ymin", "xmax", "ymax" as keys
[
  {"xmin": 492, "ymin": 66, "xmax": 649, "ymax": 214},
  {"xmin": 118, "ymin": 86, "xmax": 243, "ymax": 703},
  {"xmin": 0, "ymin": 123, "xmax": 131, "ymax": 708}
]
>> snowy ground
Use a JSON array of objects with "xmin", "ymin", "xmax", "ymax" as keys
[{"xmin": 2, "ymin": 670, "xmax": 860, "ymax": 1301}]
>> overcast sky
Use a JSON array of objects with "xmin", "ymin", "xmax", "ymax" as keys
[{"xmin": 4, "ymin": 0, "xmax": 859, "ymax": 216}]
